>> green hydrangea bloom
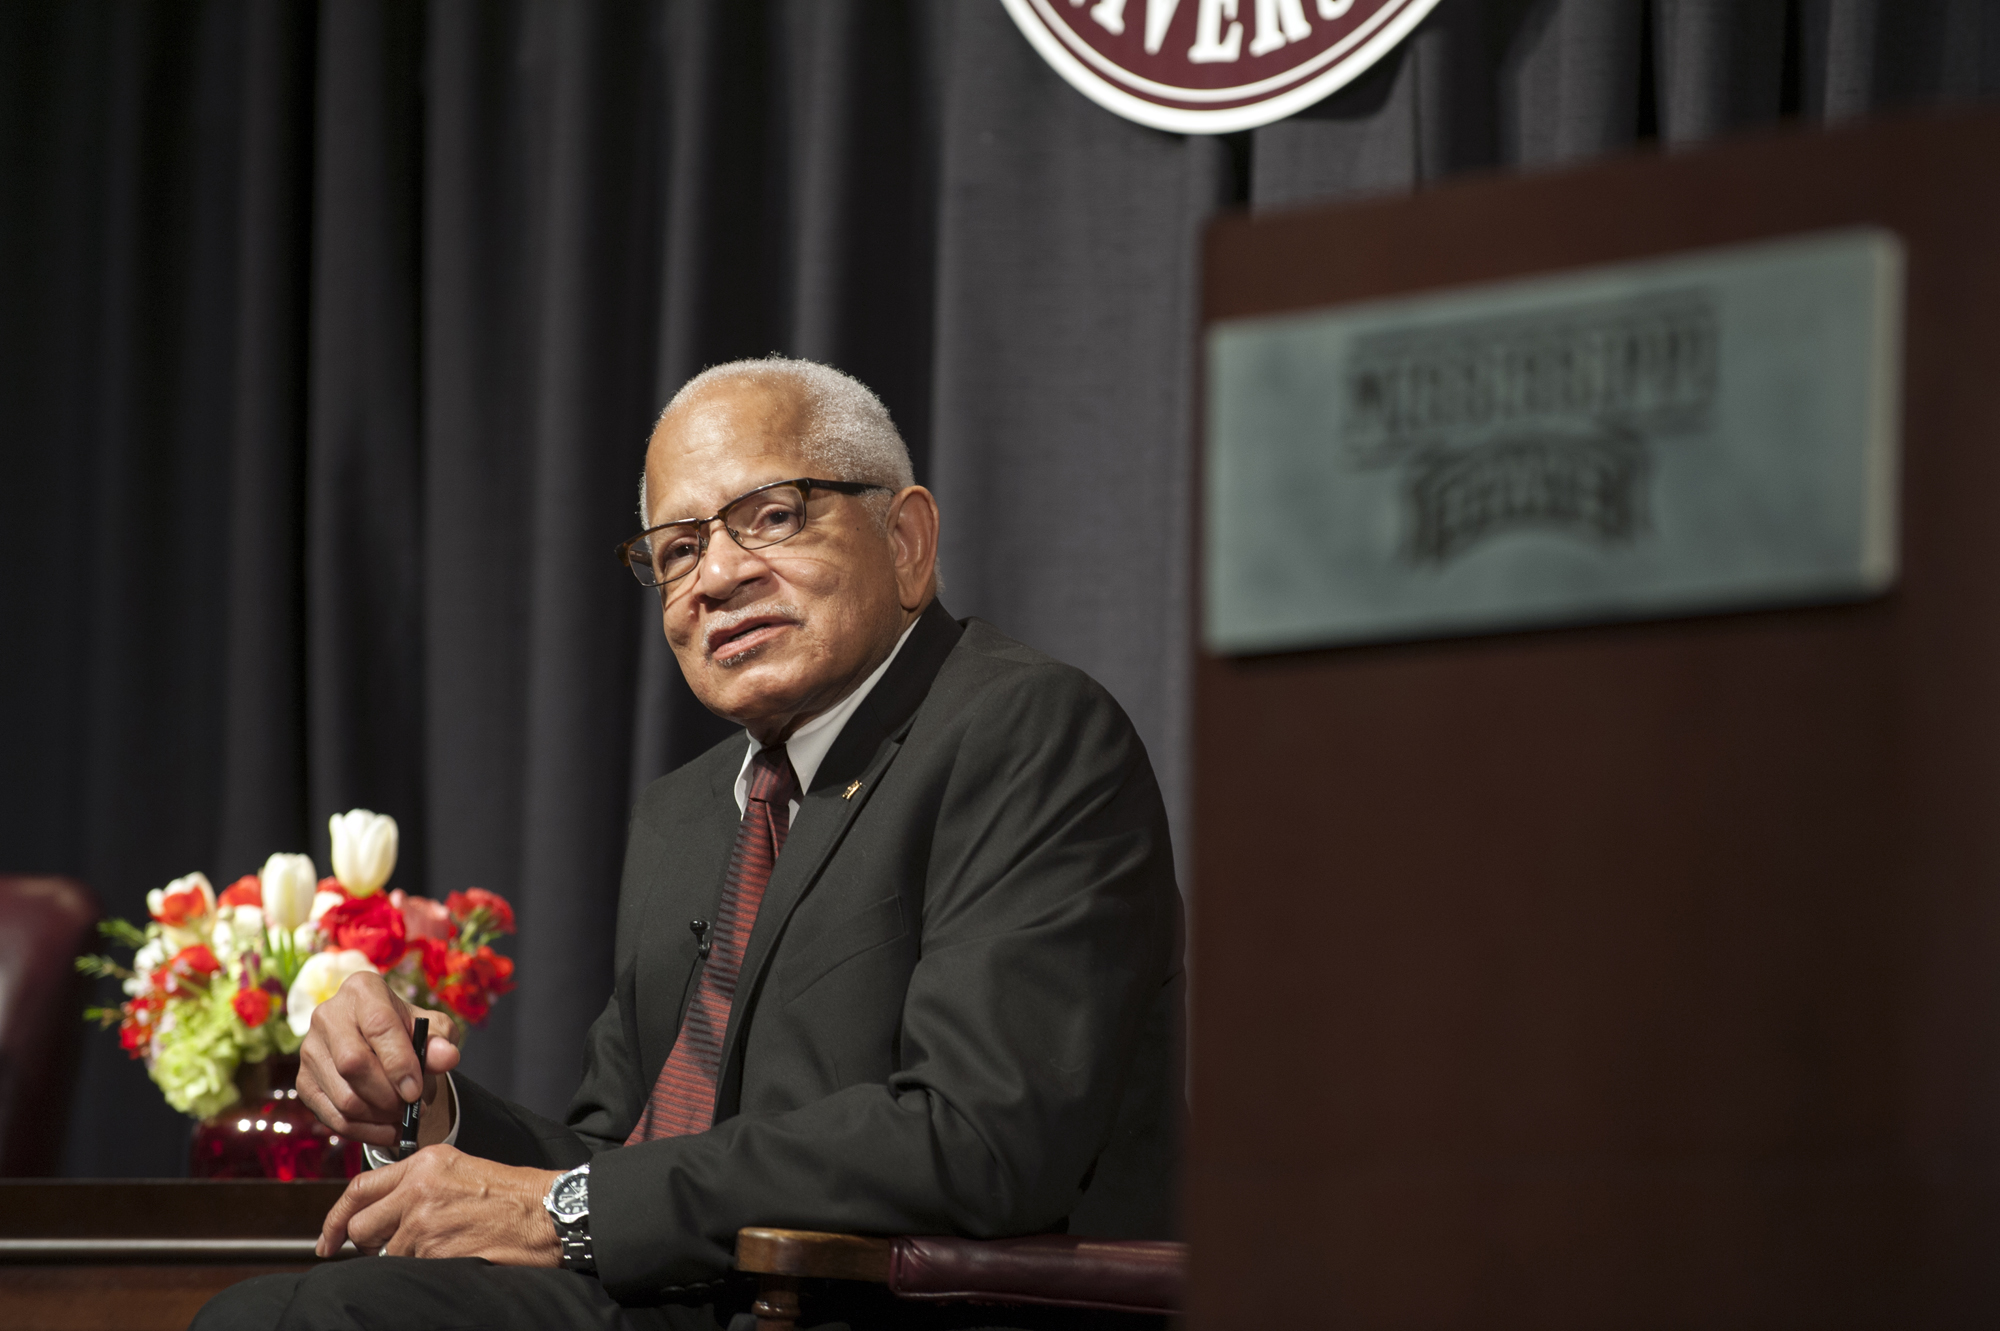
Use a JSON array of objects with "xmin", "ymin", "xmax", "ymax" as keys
[{"xmin": 149, "ymin": 989, "xmax": 244, "ymax": 1120}]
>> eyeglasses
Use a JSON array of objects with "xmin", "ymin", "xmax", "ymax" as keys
[{"xmin": 616, "ymin": 477, "xmax": 892, "ymax": 588}]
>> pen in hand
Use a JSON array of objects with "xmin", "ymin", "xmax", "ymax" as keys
[{"xmin": 398, "ymin": 1017, "xmax": 428, "ymax": 1160}]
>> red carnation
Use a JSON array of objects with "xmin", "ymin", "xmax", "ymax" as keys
[
  {"xmin": 317, "ymin": 876, "xmax": 347, "ymax": 899},
  {"xmin": 413, "ymin": 937, "xmax": 452, "ymax": 987},
  {"xmin": 218, "ymin": 875, "xmax": 262, "ymax": 909},
  {"xmin": 155, "ymin": 944, "xmax": 222, "ymax": 997},
  {"xmin": 434, "ymin": 945, "xmax": 515, "ymax": 1025},
  {"xmin": 447, "ymin": 888, "xmax": 515, "ymax": 935},
  {"xmin": 118, "ymin": 995, "xmax": 164, "ymax": 1058},
  {"xmin": 232, "ymin": 987, "xmax": 276, "ymax": 1028},
  {"xmin": 318, "ymin": 894, "xmax": 408, "ymax": 969}
]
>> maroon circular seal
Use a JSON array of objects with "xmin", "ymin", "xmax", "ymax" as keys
[{"xmin": 1002, "ymin": 0, "xmax": 1443, "ymax": 134}]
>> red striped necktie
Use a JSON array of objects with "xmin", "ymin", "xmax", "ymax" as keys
[{"xmin": 626, "ymin": 744, "xmax": 800, "ymax": 1143}]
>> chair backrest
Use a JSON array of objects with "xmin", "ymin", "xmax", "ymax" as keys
[{"xmin": 0, "ymin": 876, "xmax": 100, "ymax": 1176}]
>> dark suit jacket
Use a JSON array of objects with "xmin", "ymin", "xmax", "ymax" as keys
[{"xmin": 451, "ymin": 602, "xmax": 1184, "ymax": 1302}]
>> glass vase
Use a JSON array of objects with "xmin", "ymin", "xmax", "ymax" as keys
[{"xmin": 188, "ymin": 1053, "xmax": 364, "ymax": 1180}]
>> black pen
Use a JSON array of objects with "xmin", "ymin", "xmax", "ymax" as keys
[{"xmin": 398, "ymin": 1017, "xmax": 428, "ymax": 1160}]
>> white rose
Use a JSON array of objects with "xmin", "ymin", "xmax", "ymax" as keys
[
  {"xmin": 308, "ymin": 891, "xmax": 345, "ymax": 924},
  {"xmin": 328, "ymin": 810, "xmax": 398, "ymax": 897},
  {"xmin": 286, "ymin": 949, "xmax": 379, "ymax": 1038},
  {"xmin": 259, "ymin": 853, "xmax": 319, "ymax": 931}
]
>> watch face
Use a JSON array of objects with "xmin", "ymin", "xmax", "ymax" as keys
[{"xmin": 551, "ymin": 1170, "xmax": 589, "ymax": 1221}]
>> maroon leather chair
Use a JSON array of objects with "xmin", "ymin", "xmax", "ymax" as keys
[
  {"xmin": 0, "ymin": 875, "xmax": 101, "ymax": 1176},
  {"xmin": 736, "ymin": 1227, "xmax": 1184, "ymax": 1329}
]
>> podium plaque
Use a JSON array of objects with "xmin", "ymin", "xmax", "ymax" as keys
[{"xmin": 1206, "ymin": 228, "xmax": 1903, "ymax": 652}]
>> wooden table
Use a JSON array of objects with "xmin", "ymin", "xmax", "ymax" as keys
[{"xmin": 0, "ymin": 1181, "xmax": 355, "ymax": 1331}]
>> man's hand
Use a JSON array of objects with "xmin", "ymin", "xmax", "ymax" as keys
[
  {"xmin": 317, "ymin": 1146, "xmax": 561, "ymax": 1263},
  {"xmin": 297, "ymin": 971, "xmax": 460, "ymax": 1149}
]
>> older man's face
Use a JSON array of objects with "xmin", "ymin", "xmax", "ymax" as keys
[{"xmin": 644, "ymin": 379, "xmax": 914, "ymax": 741}]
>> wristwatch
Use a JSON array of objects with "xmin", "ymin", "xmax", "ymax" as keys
[{"xmin": 543, "ymin": 1163, "xmax": 595, "ymax": 1274}]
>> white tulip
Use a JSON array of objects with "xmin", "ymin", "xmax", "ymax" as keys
[
  {"xmin": 329, "ymin": 809, "xmax": 398, "ymax": 897},
  {"xmin": 286, "ymin": 949, "xmax": 379, "ymax": 1037},
  {"xmin": 259, "ymin": 853, "xmax": 319, "ymax": 932}
]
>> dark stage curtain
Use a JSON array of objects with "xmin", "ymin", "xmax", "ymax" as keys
[{"xmin": 1, "ymin": 0, "xmax": 1993, "ymax": 1177}]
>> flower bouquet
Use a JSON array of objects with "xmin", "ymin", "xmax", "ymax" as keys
[{"xmin": 79, "ymin": 809, "xmax": 517, "ymax": 1177}]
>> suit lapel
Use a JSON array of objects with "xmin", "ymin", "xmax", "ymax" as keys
[{"xmin": 712, "ymin": 601, "xmax": 964, "ymax": 1114}]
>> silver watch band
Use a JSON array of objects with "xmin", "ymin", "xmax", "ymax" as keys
[{"xmin": 557, "ymin": 1222, "xmax": 596, "ymax": 1274}]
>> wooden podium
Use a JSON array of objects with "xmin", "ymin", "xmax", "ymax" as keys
[{"xmin": 1190, "ymin": 107, "xmax": 2000, "ymax": 1327}]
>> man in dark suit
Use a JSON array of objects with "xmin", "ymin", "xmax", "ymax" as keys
[{"xmin": 194, "ymin": 357, "xmax": 1182, "ymax": 1330}]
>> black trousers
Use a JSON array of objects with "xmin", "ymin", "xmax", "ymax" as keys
[
  {"xmin": 189, "ymin": 1258, "xmax": 1168, "ymax": 1331},
  {"xmin": 188, "ymin": 1259, "xmax": 740, "ymax": 1331}
]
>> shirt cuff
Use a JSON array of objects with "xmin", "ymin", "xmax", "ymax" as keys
[{"xmin": 360, "ymin": 1072, "xmax": 460, "ymax": 1169}]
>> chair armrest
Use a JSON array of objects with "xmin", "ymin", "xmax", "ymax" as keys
[
  {"xmin": 735, "ymin": 1228, "xmax": 893, "ymax": 1283},
  {"xmin": 889, "ymin": 1235, "xmax": 1185, "ymax": 1316},
  {"xmin": 734, "ymin": 1229, "xmax": 1185, "ymax": 1317}
]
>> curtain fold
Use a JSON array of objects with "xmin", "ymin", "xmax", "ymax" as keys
[
  {"xmin": 306, "ymin": 0, "xmax": 426, "ymax": 884},
  {"xmin": 1499, "ymin": 0, "xmax": 1646, "ymax": 166},
  {"xmin": 1, "ymin": 0, "xmax": 1994, "ymax": 1176},
  {"xmin": 214, "ymin": 0, "xmax": 313, "ymax": 888},
  {"xmin": 1652, "ymin": 0, "xmax": 1789, "ymax": 143}
]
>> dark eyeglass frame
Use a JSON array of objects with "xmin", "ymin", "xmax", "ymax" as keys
[{"xmin": 615, "ymin": 476, "xmax": 893, "ymax": 588}]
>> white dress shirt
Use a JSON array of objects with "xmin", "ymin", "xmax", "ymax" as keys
[
  {"xmin": 731, "ymin": 619, "xmax": 918, "ymax": 816},
  {"xmin": 365, "ymin": 619, "xmax": 918, "ymax": 1169}
]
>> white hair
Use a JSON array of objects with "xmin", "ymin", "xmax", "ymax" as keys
[{"xmin": 638, "ymin": 356, "xmax": 914, "ymax": 526}]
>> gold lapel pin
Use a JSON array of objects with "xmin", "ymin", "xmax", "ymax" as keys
[{"xmin": 842, "ymin": 780, "xmax": 863, "ymax": 800}]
